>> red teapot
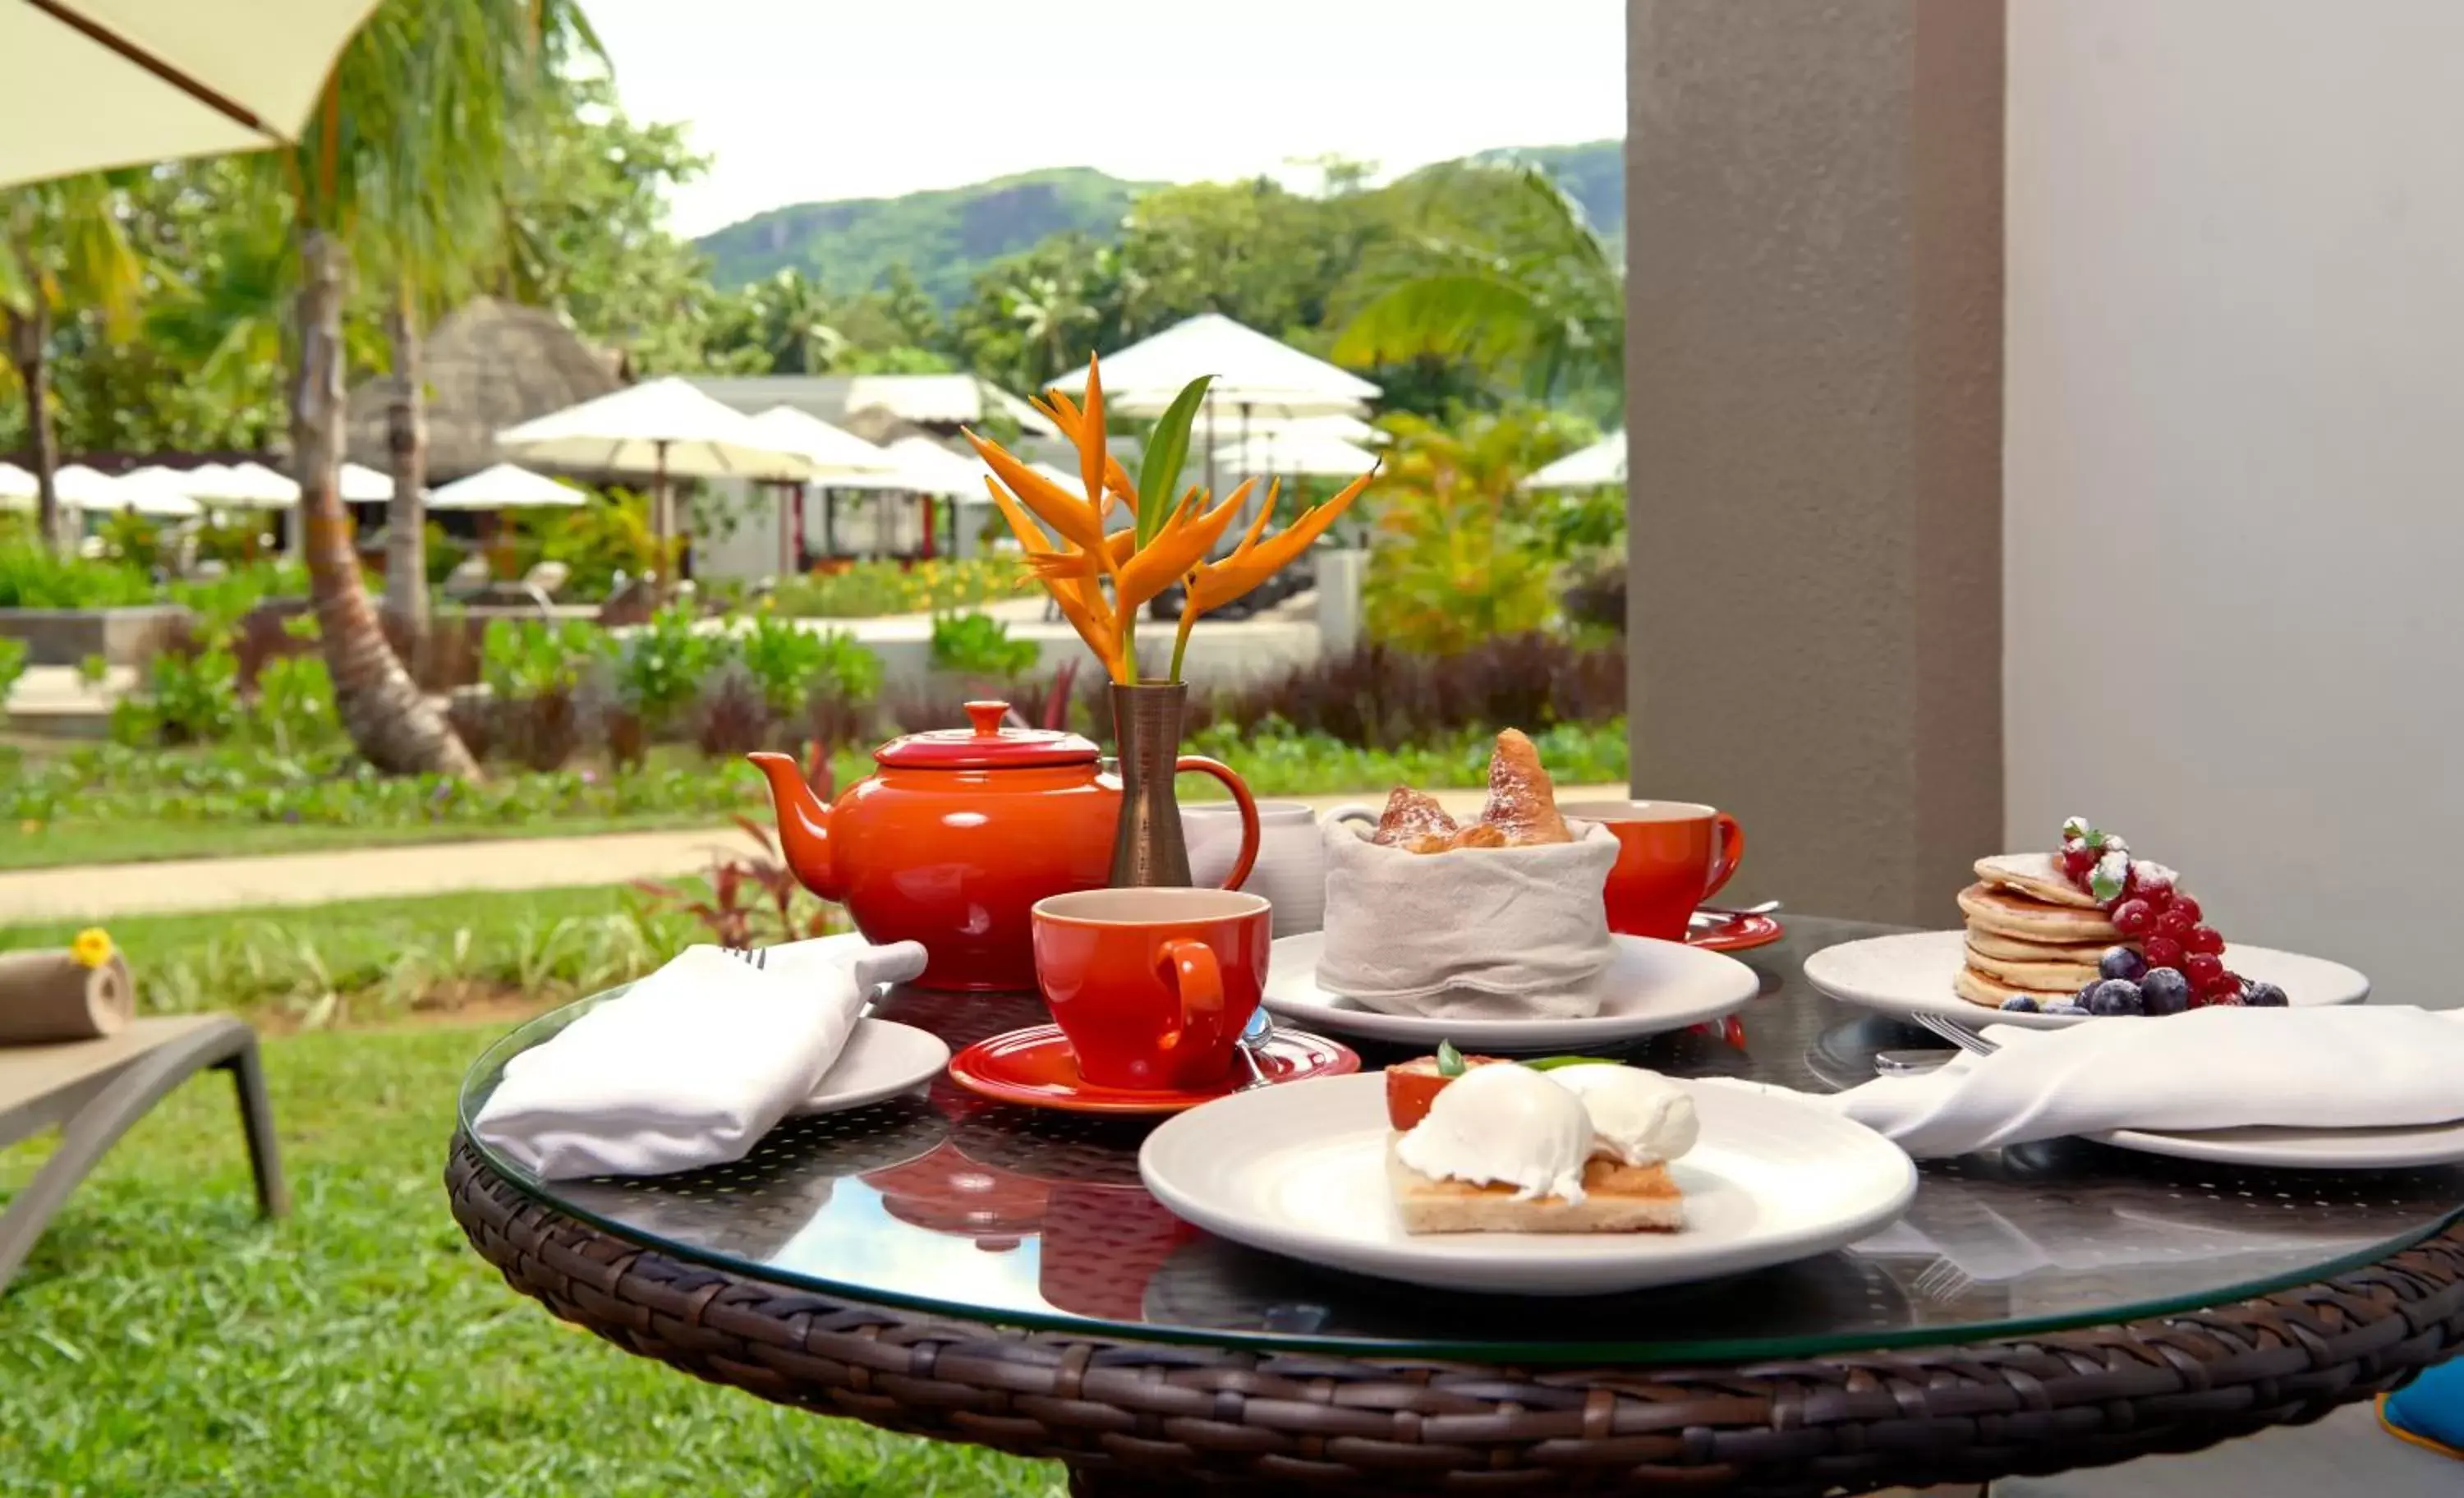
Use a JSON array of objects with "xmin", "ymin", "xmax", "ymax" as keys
[{"xmin": 749, "ymin": 701, "xmax": 1260, "ymax": 992}]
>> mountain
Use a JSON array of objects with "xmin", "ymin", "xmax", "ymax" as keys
[
  {"xmin": 694, "ymin": 167, "xmax": 1151, "ymax": 305},
  {"xmin": 692, "ymin": 140, "xmax": 1625, "ymax": 303}
]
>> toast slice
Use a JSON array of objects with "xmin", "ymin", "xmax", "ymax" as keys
[{"xmin": 1387, "ymin": 1141, "xmax": 1684, "ymax": 1234}]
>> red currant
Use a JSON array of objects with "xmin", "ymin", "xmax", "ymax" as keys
[
  {"xmin": 2170, "ymin": 894, "xmax": 2202, "ymax": 925},
  {"xmin": 2111, "ymin": 898, "xmax": 2154, "ymax": 936},
  {"xmin": 2154, "ymin": 907, "xmax": 2195, "ymax": 941},
  {"xmin": 2186, "ymin": 925, "xmax": 2224, "ymax": 956},
  {"xmin": 2142, "ymin": 935, "xmax": 2186, "ymax": 969},
  {"xmin": 2133, "ymin": 866, "xmax": 2177, "ymax": 904},
  {"xmin": 2061, "ymin": 841, "xmax": 2096, "ymax": 880},
  {"xmin": 2184, "ymin": 953, "xmax": 2225, "ymax": 990},
  {"xmin": 2204, "ymin": 990, "xmax": 2246, "ymax": 1007}
]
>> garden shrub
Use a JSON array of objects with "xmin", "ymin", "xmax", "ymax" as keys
[
  {"xmin": 770, "ymin": 557, "xmax": 1018, "ymax": 618},
  {"xmin": 1191, "ymin": 636, "xmax": 1625, "ymax": 751},
  {"xmin": 929, "ymin": 611, "xmax": 1038, "ymax": 678},
  {"xmin": 0, "ymin": 636, "xmax": 27, "ymax": 719},
  {"xmin": 0, "ymin": 543, "xmax": 154, "ymax": 609}
]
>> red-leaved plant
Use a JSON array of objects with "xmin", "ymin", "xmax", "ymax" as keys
[{"xmin": 633, "ymin": 744, "xmax": 842, "ymax": 947}]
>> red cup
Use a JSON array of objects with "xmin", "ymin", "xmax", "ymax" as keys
[
  {"xmin": 1559, "ymin": 800, "xmax": 1745, "ymax": 942},
  {"xmin": 1030, "ymin": 888, "xmax": 1271, "ymax": 1091}
]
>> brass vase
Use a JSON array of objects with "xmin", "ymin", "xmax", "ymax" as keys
[{"xmin": 1107, "ymin": 682, "xmax": 1193, "ymax": 888}]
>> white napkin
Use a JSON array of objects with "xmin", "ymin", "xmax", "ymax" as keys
[
  {"xmin": 471, "ymin": 936, "xmax": 926, "ymax": 1180},
  {"xmin": 1316, "ymin": 820, "xmax": 1619, "ymax": 1018},
  {"xmin": 1825, "ymin": 1005, "xmax": 2464, "ymax": 1158}
]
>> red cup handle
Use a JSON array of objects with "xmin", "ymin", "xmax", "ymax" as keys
[
  {"xmin": 1703, "ymin": 813, "xmax": 1745, "ymax": 902},
  {"xmin": 1175, "ymin": 756, "xmax": 1261, "ymax": 892},
  {"xmin": 1160, "ymin": 937, "xmax": 1222, "ymax": 1050}
]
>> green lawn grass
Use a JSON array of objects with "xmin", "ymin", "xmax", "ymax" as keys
[
  {"xmin": 0, "ymin": 885, "xmax": 729, "ymax": 1027},
  {"xmin": 0, "ymin": 1022, "xmax": 1060, "ymax": 1496},
  {"xmin": 0, "ymin": 811, "xmax": 724, "ymax": 872}
]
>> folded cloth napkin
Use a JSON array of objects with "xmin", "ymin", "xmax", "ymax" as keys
[
  {"xmin": 1823, "ymin": 1005, "xmax": 2464, "ymax": 1159},
  {"xmin": 1316, "ymin": 820, "xmax": 1619, "ymax": 1019},
  {"xmin": 471, "ymin": 936, "xmax": 926, "ymax": 1180}
]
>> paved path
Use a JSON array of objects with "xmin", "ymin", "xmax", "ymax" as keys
[{"xmin": 0, "ymin": 785, "xmax": 1627, "ymax": 924}]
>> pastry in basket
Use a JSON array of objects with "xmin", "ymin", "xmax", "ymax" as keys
[
  {"xmin": 1384, "ymin": 1055, "xmax": 1693, "ymax": 1234},
  {"xmin": 1956, "ymin": 816, "xmax": 2290, "ymax": 1018},
  {"xmin": 1321, "ymin": 729, "xmax": 1619, "ymax": 1019},
  {"xmin": 1368, "ymin": 730, "xmax": 1573, "ymax": 853}
]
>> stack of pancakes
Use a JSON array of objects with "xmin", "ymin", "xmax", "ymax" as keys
[{"xmin": 1953, "ymin": 853, "xmax": 2124, "ymax": 1009}]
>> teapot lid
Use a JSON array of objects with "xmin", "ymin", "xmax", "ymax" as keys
[{"xmin": 874, "ymin": 701, "xmax": 1100, "ymax": 770}]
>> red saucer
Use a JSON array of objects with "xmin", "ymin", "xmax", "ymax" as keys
[
  {"xmin": 946, "ymin": 1024, "xmax": 1359, "ymax": 1115},
  {"xmin": 1689, "ymin": 912, "xmax": 1784, "ymax": 953}
]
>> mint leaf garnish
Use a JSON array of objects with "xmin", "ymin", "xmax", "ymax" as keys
[
  {"xmin": 1436, "ymin": 1040, "xmax": 1465, "ymax": 1078},
  {"xmin": 2091, "ymin": 869, "xmax": 2124, "ymax": 901},
  {"xmin": 1521, "ymin": 1056, "xmax": 1620, "ymax": 1072}
]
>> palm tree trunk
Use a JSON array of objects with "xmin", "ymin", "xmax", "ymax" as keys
[
  {"xmin": 382, "ymin": 281, "xmax": 430, "ymax": 650},
  {"xmin": 293, "ymin": 227, "xmax": 479, "ymax": 779},
  {"xmin": 7, "ymin": 301, "xmax": 63, "ymax": 554}
]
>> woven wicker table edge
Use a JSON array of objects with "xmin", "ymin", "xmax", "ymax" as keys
[{"xmin": 444, "ymin": 1132, "xmax": 2464, "ymax": 1495}]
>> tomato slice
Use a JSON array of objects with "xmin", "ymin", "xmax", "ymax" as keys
[{"xmin": 1383, "ymin": 1055, "xmax": 1505, "ymax": 1131}]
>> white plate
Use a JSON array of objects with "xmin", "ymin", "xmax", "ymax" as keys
[
  {"xmin": 1261, "ymin": 933, "xmax": 1761, "ymax": 1051},
  {"xmin": 1803, "ymin": 931, "xmax": 2370, "ymax": 1032},
  {"xmin": 2089, "ymin": 1119, "xmax": 2464, "ymax": 1169},
  {"xmin": 1139, "ymin": 1074, "xmax": 1916, "ymax": 1295},
  {"xmin": 794, "ymin": 1018, "xmax": 949, "ymax": 1114}
]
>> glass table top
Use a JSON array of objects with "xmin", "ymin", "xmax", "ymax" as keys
[{"xmin": 455, "ymin": 917, "xmax": 2464, "ymax": 1366}]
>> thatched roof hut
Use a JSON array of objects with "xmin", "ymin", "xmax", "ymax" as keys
[{"xmin": 346, "ymin": 298, "xmax": 623, "ymax": 482}]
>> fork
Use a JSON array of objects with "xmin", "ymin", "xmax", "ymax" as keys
[
  {"xmin": 721, "ymin": 944, "xmax": 768, "ymax": 971},
  {"xmin": 1913, "ymin": 1011, "xmax": 1998, "ymax": 1055}
]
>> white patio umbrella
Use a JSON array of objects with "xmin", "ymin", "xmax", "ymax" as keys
[
  {"xmin": 0, "ymin": 462, "xmax": 34, "ymax": 507},
  {"xmin": 1049, "ymin": 313, "xmax": 1380, "ymax": 417},
  {"xmin": 425, "ymin": 463, "xmax": 583, "ymax": 511},
  {"xmin": 51, "ymin": 464, "xmax": 131, "ymax": 508},
  {"xmin": 4, "ymin": 1, "xmax": 386, "ymax": 189},
  {"xmin": 90, "ymin": 468, "xmax": 202, "ymax": 518},
  {"xmin": 338, "ymin": 462, "xmax": 394, "ymax": 502},
  {"xmin": 1050, "ymin": 313, "xmax": 1379, "ymax": 494},
  {"xmin": 187, "ymin": 460, "xmax": 299, "ymax": 508},
  {"xmin": 1521, "ymin": 432, "xmax": 1627, "ymax": 491},
  {"xmin": 1213, "ymin": 434, "xmax": 1381, "ymax": 479},
  {"xmin": 747, "ymin": 407, "xmax": 899, "ymax": 481},
  {"xmin": 498, "ymin": 377, "xmax": 814, "ymax": 585}
]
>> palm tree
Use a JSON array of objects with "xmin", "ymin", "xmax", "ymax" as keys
[
  {"xmin": 0, "ymin": 176, "xmax": 144, "ymax": 552},
  {"xmin": 277, "ymin": 0, "xmax": 582, "ymax": 777},
  {"xmin": 1333, "ymin": 164, "xmax": 1623, "ymax": 401},
  {"xmin": 755, "ymin": 269, "xmax": 846, "ymax": 374},
  {"xmin": 362, "ymin": 6, "xmax": 585, "ymax": 654}
]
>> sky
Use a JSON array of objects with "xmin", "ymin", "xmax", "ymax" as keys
[{"xmin": 581, "ymin": 0, "xmax": 1627, "ymax": 238}]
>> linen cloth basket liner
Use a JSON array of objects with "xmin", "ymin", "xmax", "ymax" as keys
[{"xmin": 1317, "ymin": 820, "xmax": 1618, "ymax": 1018}]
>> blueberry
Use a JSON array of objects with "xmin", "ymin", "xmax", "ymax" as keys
[
  {"xmin": 2139, "ymin": 967, "xmax": 2192, "ymax": 1016},
  {"xmin": 1999, "ymin": 995, "xmax": 2040, "ymax": 1013},
  {"xmin": 2243, "ymin": 981, "xmax": 2289, "ymax": 1008},
  {"xmin": 2087, "ymin": 978, "xmax": 2146, "ymax": 1017},
  {"xmin": 2099, "ymin": 945, "xmax": 2147, "ymax": 982},
  {"xmin": 2044, "ymin": 1002, "xmax": 2089, "ymax": 1016}
]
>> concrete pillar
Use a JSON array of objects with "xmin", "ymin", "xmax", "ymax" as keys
[
  {"xmin": 1625, "ymin": 0, "xmax": 2004, "ymax": 923},
  {"xmin": 1315, "ymin": 549, "xmax": 1366, "ymax": 659}
]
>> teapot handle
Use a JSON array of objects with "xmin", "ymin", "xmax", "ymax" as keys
[{"xmin": 1174, "ymin": 756, "xmax": 1260, "ymax": 893}]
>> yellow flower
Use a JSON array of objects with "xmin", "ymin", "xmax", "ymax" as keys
[{"xmin": 70, "ymin": 928, "xmax": 113, "ymax": 968}]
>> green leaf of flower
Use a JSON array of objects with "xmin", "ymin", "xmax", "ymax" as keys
[{"xmin": 1133, "ymin": 375, "xmax": 1214, "ymax": 548}]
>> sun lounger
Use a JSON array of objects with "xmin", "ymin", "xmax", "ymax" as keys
[{"xmin": 0, "ymin": 1015, "xmax": 287, "ymax": 1296}]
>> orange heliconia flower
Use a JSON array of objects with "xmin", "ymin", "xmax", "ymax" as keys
[{"xmin": 965, "ymin": 353, "xmax": 1377, "ymax": 685}]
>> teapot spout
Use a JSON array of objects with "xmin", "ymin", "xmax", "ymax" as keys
[{"xmin": 747, "ymin": 752, "xmax": 843, "ymax": 902}]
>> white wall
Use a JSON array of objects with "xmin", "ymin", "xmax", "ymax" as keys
[{"xmin": 2006, "ymin": 0, "xmax": 2464, "ymax": 1008}]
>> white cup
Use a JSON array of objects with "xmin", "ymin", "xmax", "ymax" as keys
[{"xmin": 1184, "ymin": 801, "xmax": 1373, "ymax": 937}]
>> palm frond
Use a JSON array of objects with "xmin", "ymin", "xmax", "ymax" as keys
[{"xmin": 1331, "ymin": 273, "xmax": 1548, "ymax": 369}]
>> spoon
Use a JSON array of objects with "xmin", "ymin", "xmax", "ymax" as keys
[
  {"xmin": 1690, "ymin": 899, "xmax": 1782, "ymax": 928},
  {"xmin": 1234, "ymin": 1005, "xmax": 1276, "ymax": 1090}
]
